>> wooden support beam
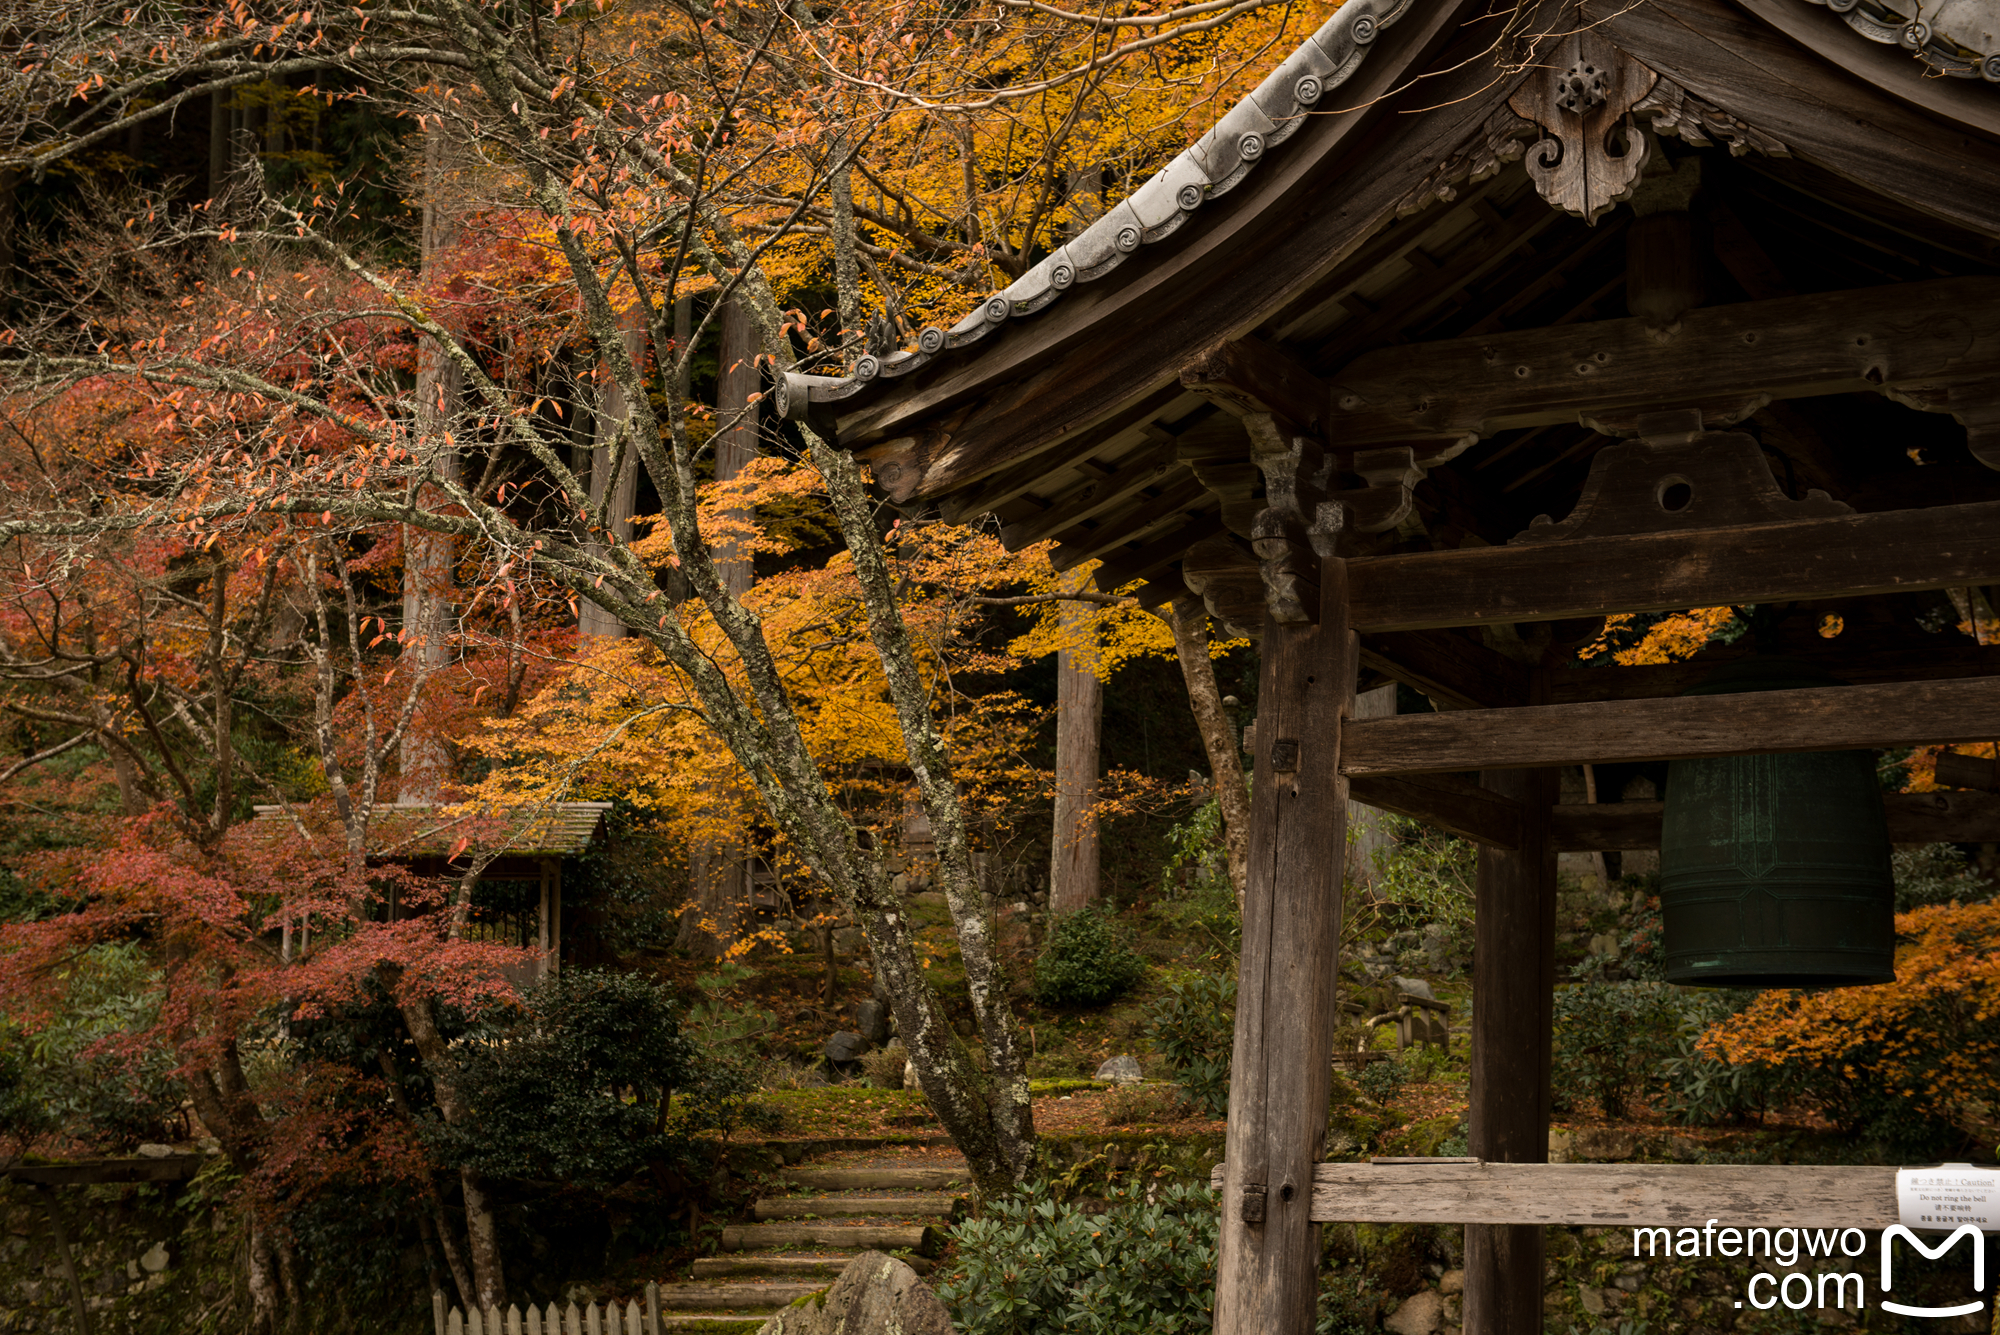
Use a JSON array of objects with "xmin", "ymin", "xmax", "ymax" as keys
[
  {"xmin": 1348, "ymin": 772, "xmax": 1523, "ymax": 849},
  {"xmin": 1360, "ymin": 630, "xmax": 1531, "ymax": 710},
  {"xmin": 1215, "ymin": 566, "xmax": 1355, "ymax": 1335},
  {"xmin": 1465, "ymin": 764, "xmax": 1557, "ymax": 1335},
  {"xmin": 1341, "ymin": 676, "xmax": 2000, "ymax": 776},
  {"xmin": 1547, "ymin": 645, "xmax": 2000, "ymax": 704},
  {"xmin": 1551, "ymin": 790, "xmax": 2000, "ymax": 850},
  {"xmin": 998, "ymin": 444, "xmax": 1180, "ymax": 547},
  {"xmin": 1322, "ymin": 277, "xmax": 2000, "ymax": 446},
  {"xmin": 1346, "ymin": 501, "xmax": 2000, "ymax": 633},
  {"xmin": 1285, "ymin": 1162, "xmax": 1899, "ymax": 1227},
  {"xmin": 1181, "ymin": 335, "xmax": 1328, "ymax": 433},
  {"xmin": 1936, "ymin": 750, "xmax": 2000, "ymax": 792},
  {"xmin": 1048, "ymin": 473, "xmax": 1209, "ymax": 569}
]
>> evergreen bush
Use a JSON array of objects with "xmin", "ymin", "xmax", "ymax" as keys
[
  {"xmin": 1143, "ymin": 971, "xmax": 1235, "ymax": 1116},
  {"xmin": 1034, "ymin": 905, "xmax": 1147, "ymax": 1007},
  {"xmin": 1550, "ymin": 981, "xmax": 1682, "ymax": 1119},
  {"xmin": 939, "ymin": 1179, "xmax": 1219, "ymax": 1335},
  {"xmin": 428, "ymin": 968, "xmax": 754, "ymax": 1187}
]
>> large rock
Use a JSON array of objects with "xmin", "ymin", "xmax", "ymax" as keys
[
  {"xmin": 756, "ymin": 1250, "xmax": 953, "ymax": 1335},
  {"xmin": 855, "ymin": 999, "xmax": 890, "ymax": 1048},
  {"xmin": 1094, "ymin": 1055, "xmax": 1143, "ymax": 1083},
  {"xmin": 1393, "ymin": 976, "xmax": 1436, "ymax": 1001},
  {"xmin": 1385, "ymin": 1289, "xmax": 1443, "ymax": 1335},
  {"xmin": 825, "ymin": 1031, "xmax": 868, "ymax": 1064}
]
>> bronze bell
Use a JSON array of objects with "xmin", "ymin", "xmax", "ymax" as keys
[{"xmin": 1658, "ymin": 661, "xmax": 1896, "ymax": 988}]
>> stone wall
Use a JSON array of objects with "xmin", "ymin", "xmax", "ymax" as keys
[{"xmin": 0, "ymin": 1179, "xmax": 240, "ymax": 1334}]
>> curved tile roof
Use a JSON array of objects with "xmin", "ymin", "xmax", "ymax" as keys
[
  {"xmin": 1804, "ymin": 0, "xmax": 2000, "ymax": 78},
  {"xmin": 775, "ymin": 0, "xmax": 1413, "ymax": 425}
]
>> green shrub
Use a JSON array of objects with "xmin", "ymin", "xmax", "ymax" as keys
[
  {"xmin": 1158, "ymin": 800, "xmax": 1241, "ymax": 955},
  {"xmin": 428, "ymin": 968, "xmax": 749, "ymax": 1187},
  {"xmin": 1144, "ymin": 971, "xmax": 1235, "ymax": 1117},
  {"xmin": 1550, "ymin": 981, "xmax": 1682, "ymax": 1119},
  {"xmin": 939, "ymin": 1179, "xmax": 1219, "ymax": 1335},
  {"xmin": 1372, "ymin": 813, "xmax": 1475, "ymax": 937},
  {"xmin": 1653, "ymin": 987, "xmax": 1797, "ymax": 1127},
  {"xmin": 1034, "ymin": 905, "xmax": 1147, "ymax": 1007},
  {"xmin": 1892, "ymin": 842, "xmax": 1995, "ymax": 910},
  {"xmin": 1357, "ymin": 1056, "xmax": 1409, "ymax": 1105}
]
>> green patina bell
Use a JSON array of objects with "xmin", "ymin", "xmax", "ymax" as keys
[{"xmin": 1658, "ymin": 661, "xmax": 1896, "ymax": 988}]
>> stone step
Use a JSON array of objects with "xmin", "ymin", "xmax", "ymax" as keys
[
  {"xmin": 750, "ymin": 1194, "xmax": 957, "ymax": 1221},
  {"xmin": 692, "ymin": 1253, "xmax": 934, "ymax": 1280},
  {"xmin": 720, "ymin": 1221, "xmax": 944, "ymax": 1256},
  {"xmin": 652, "ymin": 1280, "xmax": 825, "ymax": 1312},
  {"xmin": 780, "ymin": 1165, "xmax": 970, "ymax": 1191}
]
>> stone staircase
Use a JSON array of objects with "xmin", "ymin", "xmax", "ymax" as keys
[{"xmin": 653, "ymin": 1157, "xmax": 969, "ymax": 1333}]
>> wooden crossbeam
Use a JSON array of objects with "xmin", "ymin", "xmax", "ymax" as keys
[
  {"xmin": 1345, "ymin": 501, "xmax": 2000, "ymax": 633},
  {"xmin": 1359, "ymin": 630, "xmax": 1530, "ymax": 710},
  {"xmin": 1547, "ymin": 645, "xmax": 2000, "ymax": 704},
  {"xmin": 1205, "ymin": 1162, "xmax": 1899, "ymax": 1228},
  {"xmin": 1340, "ymin": 676, "xmax": 2000, "ymax": 775},
  {"xmin": 1322, "ymin": 276, "xmax": 2000, "ymax": 445},
  {"xmin": 1349, "ymin": 772, "xmax": 1523, "ymax": 849},
  {"xmin": 1548, "ymin": 790, "xmax": 2000, "ymax": 851}
]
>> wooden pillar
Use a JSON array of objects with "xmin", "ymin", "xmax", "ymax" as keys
[
  {"xmin": 1050, "ymin": 568, "xmax": 1102, "ymax": 915},
  {"xmin": 1464, "ymin": 763, "xmax": 1558, "ymax": 1335},
  {"xmin": 1214, "ymin": 560, "xmax": 1355, "ymax": 1335}
]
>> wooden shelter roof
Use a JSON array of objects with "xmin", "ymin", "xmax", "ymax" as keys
[
  {"xmin": 249, "ymin": 801, "xmax": 613, "ymax": 859},
  {"xmin": 782, "ymin": 0, "xmax": 2000, "ymax": 650}
]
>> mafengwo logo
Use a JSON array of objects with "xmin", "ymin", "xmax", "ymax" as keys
[{"xmin": 1628, "ymin": 1165, "xmax": 1997, "ymax": 1318}]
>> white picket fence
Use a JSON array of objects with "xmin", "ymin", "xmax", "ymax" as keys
[{"xmin": 432, "ymin": 1283, "xmax": 667, "ymax": 1335}]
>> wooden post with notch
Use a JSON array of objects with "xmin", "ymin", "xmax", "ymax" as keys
[
  {"xmin": 1213, "ymin": 555, "xmax": 1355, "ymax": 1335},
  {"xmin": 1464, "ymin": 756, "xmax": 1558, "ymax": 1335}
]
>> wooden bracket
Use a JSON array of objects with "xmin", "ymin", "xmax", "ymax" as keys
[
  {"xmin": 1182, "ymin": 533, "xmax": 1267, "ymax": 637},
  {"xmin": 1633, "ymin": 73, "xmax": 1787, "ymax": 158},
  {"xmin": 1180, "ymin": 336, "xmax": 1327, "ymax": 435},
  {"xmin": 1887, "ymin": 375, "xmax": 2000, "ymax": 472},
  {"xmin": 1507, "ymin": 31, "xmax": 1659, "ymax": 224},
  {"xmin": 1510, "ymin": 418, "xmax": 1850, "ymax": 544}
]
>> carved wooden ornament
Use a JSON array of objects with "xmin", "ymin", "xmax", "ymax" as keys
[
  {"xmin": 1508, "ymin": 31, "xmax": 1660, "ymax": 224},
  {"xmin": 1510, "ymin": 411, "xmax": 1851, "ymax": 545}
]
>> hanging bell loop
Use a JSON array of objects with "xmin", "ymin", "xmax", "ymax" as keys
[{"xmin": 1659, "ymin": 660, "xmax": 1896, "ymax": 989}]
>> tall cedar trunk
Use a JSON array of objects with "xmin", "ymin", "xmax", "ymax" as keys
[
  {"xmin": 400, "ymin": 124, "xmax": 460, "ymax": 804},
  {"xmin": 579, "ymin": 303, "xmax": 645, "ymax": 640},
  {"xmin": 681, "ymin": 299, "xmax": 759, "ymax": 956},
  {"xmin": 1169, "ymin": 596, "xmax": 1251, "ymax": 899},
  {"xmin": 1049, "ymin": 569, "xmax": 1101, "ymax": 914},
  {"xmin": 1345, "ymin": 684, "xmax": 1398, "ymax": 894}
]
